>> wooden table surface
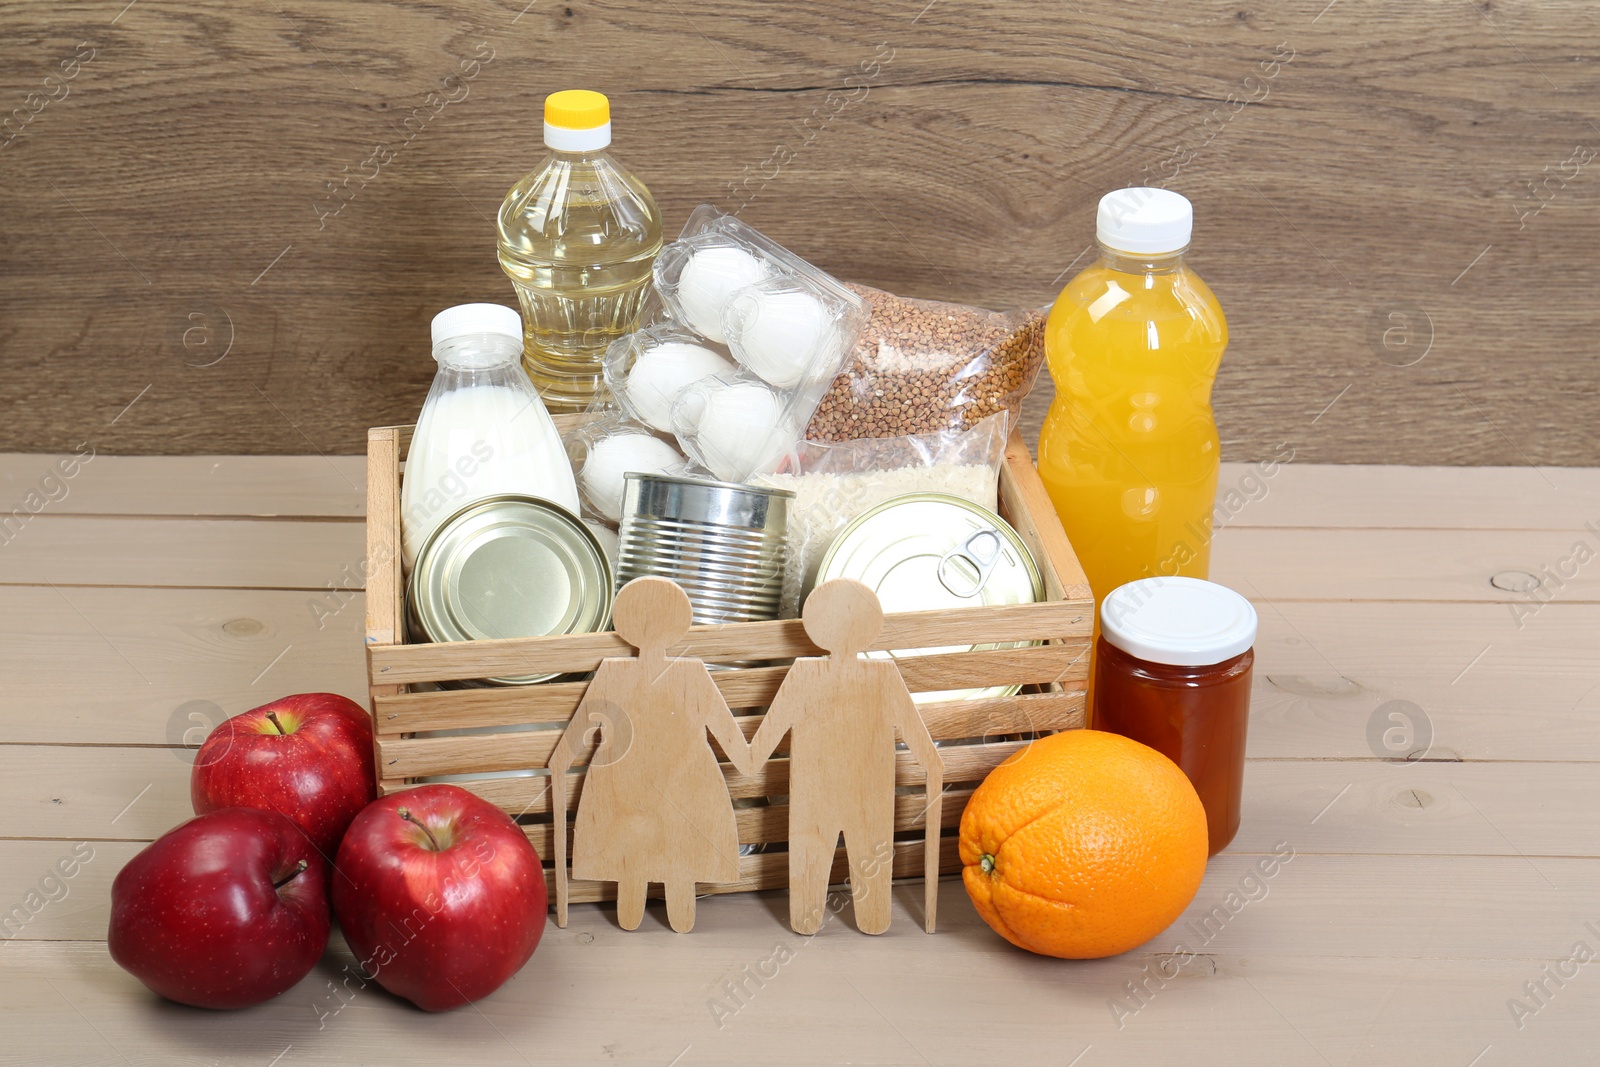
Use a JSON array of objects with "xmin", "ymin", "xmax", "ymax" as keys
[{"xmin": 3, "ymin": 453, "xmax": 1598, "ymax": 1066}]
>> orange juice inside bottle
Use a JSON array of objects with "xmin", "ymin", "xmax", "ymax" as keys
[{"xmin": 1038, "ymin": 188, "xmax": 1228, "ymax": 610}]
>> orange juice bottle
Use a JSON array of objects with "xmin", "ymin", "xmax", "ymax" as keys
[{"xmin": 1037, "ymin": 188, "xmax": 1228, "ymax": 606}]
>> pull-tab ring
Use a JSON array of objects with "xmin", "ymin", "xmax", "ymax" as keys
[{"xmin": 937, "ymin": 529, "xmax": 1002, "ymax": 599}]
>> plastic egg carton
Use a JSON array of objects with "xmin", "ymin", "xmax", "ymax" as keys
[
  {"xmin": 601, "ymin": 205, "xmax": 867, "ymax": 484},
  {"xmin": 563, "ymin": 414, "xmax": 691, "ymax": 527},
  {"xmin": 604, "ymin": 322, "xmax": 737, "ymax": 436}
]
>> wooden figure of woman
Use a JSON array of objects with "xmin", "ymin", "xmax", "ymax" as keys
[
  {"xmin": 546, "ymin": 577, "xmax": 755, "ymax": 933},
  {"xmin": 749, "ymin": 579, "xmax": 944, "ymax": 935}
]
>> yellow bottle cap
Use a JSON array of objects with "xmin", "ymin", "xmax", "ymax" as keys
[{"xmin": 544, "ymin": 90, "xmax": 610, "ymax": 131}]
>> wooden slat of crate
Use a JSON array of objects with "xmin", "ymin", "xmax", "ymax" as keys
[
  {"xmin": 364, "ymin": 425, "xmax": 405, "ymax": 702},
  {"xmin": 519, "ymin": 788, "xmax": 976, "ymax": 858},
  {"xmin": 378, "ymin": 683, "xmax": 1078, "ymax": 737},
  {"xmin": 998, "ymin": 430, "xmax": 1092, "ymax": 603},
  {"xmin": 368, "ymin": 599, "xmax": 1089, "ymax": 686},
  {"xmin": 374, "ymin": 643, "xmax": 1085, "ymax": 732},
  {"xmin": 407, "ymin": 739, "xmax": 1041, "ymax": 815},
  {"xmin": 377, "ymin": 689, "xmax": 1082, "ymax": 779}
]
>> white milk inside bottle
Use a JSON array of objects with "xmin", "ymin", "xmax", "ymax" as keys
[{"xmin": 401, "ymin": 303, "xmax": 581, "ymax": 572}]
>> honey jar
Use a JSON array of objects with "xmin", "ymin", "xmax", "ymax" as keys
[{"xmin": 1093, "ymin": 576, "xmax": 1258, "ymax": 855}]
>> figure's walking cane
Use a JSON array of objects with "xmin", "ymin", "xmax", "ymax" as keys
[
  {"xmin": 550, "ymin": 760, "xmax": 569, "ymax": 928},
  {"xmin": 924, "ymin": 755, "xmax": 943, "ymax": 933}
]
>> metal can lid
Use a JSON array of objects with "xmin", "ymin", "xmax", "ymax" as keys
[
  {"xmin": 622, "ymin": 470, "xmax": 795, "ymax": 531},
  {"xmin": 813, "ymin": 493, "xmax": 1043, "ymax": 703},
  {"xmin": 408, "ymin": 494, "xmax": 612, "ymax": 684}
]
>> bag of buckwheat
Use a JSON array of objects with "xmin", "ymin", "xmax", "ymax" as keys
[{"xmin": 803, "ymin": 283, "xmax": 1047, "ymax": 442}]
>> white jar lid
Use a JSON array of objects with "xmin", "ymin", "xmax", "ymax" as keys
[
  {"xmin": 431, "ymin": 303, "xmax": 522, "ymax": 348},
  {"xmin": 1100, "ymin": 576, "xmax": 1257, "ymax": 666},
  {"xmin": 1096, "ymin": 187, "xmax": 1193, "ymax": 255}
]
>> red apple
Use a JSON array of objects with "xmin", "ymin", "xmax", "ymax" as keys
[
  {"xmin": 333, "ymin": 784, "xmax": 547, "ymax": 1012},
  {"xmin": 192, "ymin": 692, "xmax": 376, "ymax": 859},
  {"xmin": 108, "ymin": 808, "xmax": 330, "ymax": 1009}
]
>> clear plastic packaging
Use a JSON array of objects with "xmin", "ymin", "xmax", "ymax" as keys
[
  {"xmin": 666, "ymin": 243, "xmax": 768, "ymax": 342},
  {"xmin": 752, "ymin": 413, "xmax": 1011, "ymax": 617},
  {"xmin": 806, "ymin": 283, "xmax": 1047, "ymax": 442},
  {"xmin": 597, "ymin": 205, "xmax": 867, "ymax": 483},
  {"xmin": 669, "ymin": 373, "xmax": 794, "ymax": 484},
  {"xmin": 722, "ymin": 276, "xmax": 848, "ymax": 391},
  {"xmin": 563, "ymin": 416, "xmax": 690, "ymax": 525},
  {"xmin": 601, "ymin": 323, "xmax": 736, "ymax": 434}
]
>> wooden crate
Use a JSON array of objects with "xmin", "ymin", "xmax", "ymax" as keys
[{"xmin": 364, "ymin": 420, "xmax": 1093, "ymax": 903}]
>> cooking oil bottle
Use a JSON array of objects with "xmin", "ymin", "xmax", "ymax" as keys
[
  {"xmin": 1037, "ymin": 188, "xmax": 1228, "ymax": 605},
  {"xmin": 497, "ymin": 90, "xmax": 663, "ymax": 412}
]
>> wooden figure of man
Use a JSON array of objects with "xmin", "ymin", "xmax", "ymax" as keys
[
  {"xmin": 547, "ymin": 577, "xmax": 755, "ymax": 934},
  {"xmin": 750, "ymin": 579, "xmax": 944, "ymax": 935}
]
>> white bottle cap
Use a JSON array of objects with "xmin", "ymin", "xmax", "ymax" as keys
[
  {"xmin": 1100, "ymin": 576, "xmax": 1257, "ymax": 666},
  {"xmin": 1096, "ymin": 187, "xmax": 1193, "ymax": 255},
  {"xmin": 430, "ymin": 303, "xmax": 523, "ymax": 349},
  {"xmin": 544, "ymin": 121, "xmax": 611, "ymax": 152}
]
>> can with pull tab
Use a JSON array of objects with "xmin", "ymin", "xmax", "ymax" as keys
[{"xmin": 811, "ymin": 493, "xmax": 1043, "ymax": 704}]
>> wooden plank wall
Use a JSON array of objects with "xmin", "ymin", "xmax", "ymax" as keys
[{"xmin": 1, "ymin": 0, "xmax": 1596, "ymax": 464}]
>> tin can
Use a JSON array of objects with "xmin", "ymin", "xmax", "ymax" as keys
[
  {"xmin": 407, "ymin": 494, "xmax": 613, "ymax": 686},
  {"xmin": 812, "ymin": 492, "xmax": 1043, "ymax": 704},
  {"xmin": 616, "ymin": 473, "xmax": 793, "ymax": 627}
]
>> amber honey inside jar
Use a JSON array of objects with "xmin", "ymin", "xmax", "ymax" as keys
[{"xmin": 1092, "ymin": 576, "xmax": 1258, "ymax": 856}]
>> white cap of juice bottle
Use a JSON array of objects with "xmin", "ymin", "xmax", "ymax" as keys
[
  {"xmin": 544, "ymin": 89, "xmax": 612, "ymax": 152},
  {"xmin": 1097, "ymin": 187, "xmax": 1193, "ymax": 255}
]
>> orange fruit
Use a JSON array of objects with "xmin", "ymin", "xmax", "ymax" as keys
[{"xmin": 959, "ymin": 729, "xmax": 1208, "ymax": 959}]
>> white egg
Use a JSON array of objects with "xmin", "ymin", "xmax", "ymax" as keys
[
  {"xmin": 580, "ymin": 432, "xmax": 685, "ymax": 523},
  {"xmin": 676, "ymin": 245, "xmax": 768, "ymax": 342},
  {"xmin": 689, "ymin": 381, "xmax": 791, "ymax": 482},
  {"xmin": 583, "ymin": 520, "xmax": 619, "ymax": 568},
  {"xmin": 625, "ymin": 342, "xmax": 736, "ymax": 432},
  {"xmin": 727, "ymin": 288, "xmax": 833, "ymax": 389}
]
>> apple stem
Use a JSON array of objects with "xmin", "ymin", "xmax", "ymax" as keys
[
  {"xmin": 398, "ymin": 807, "xmax": 442, "ymax": 851},
  {"xmin": 265, "ymin": 711, "xmax": 287, "ymax": 735},
  {"xmin": 274, "ymin": 859, "xmax": 308, "ymax": 889}
]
